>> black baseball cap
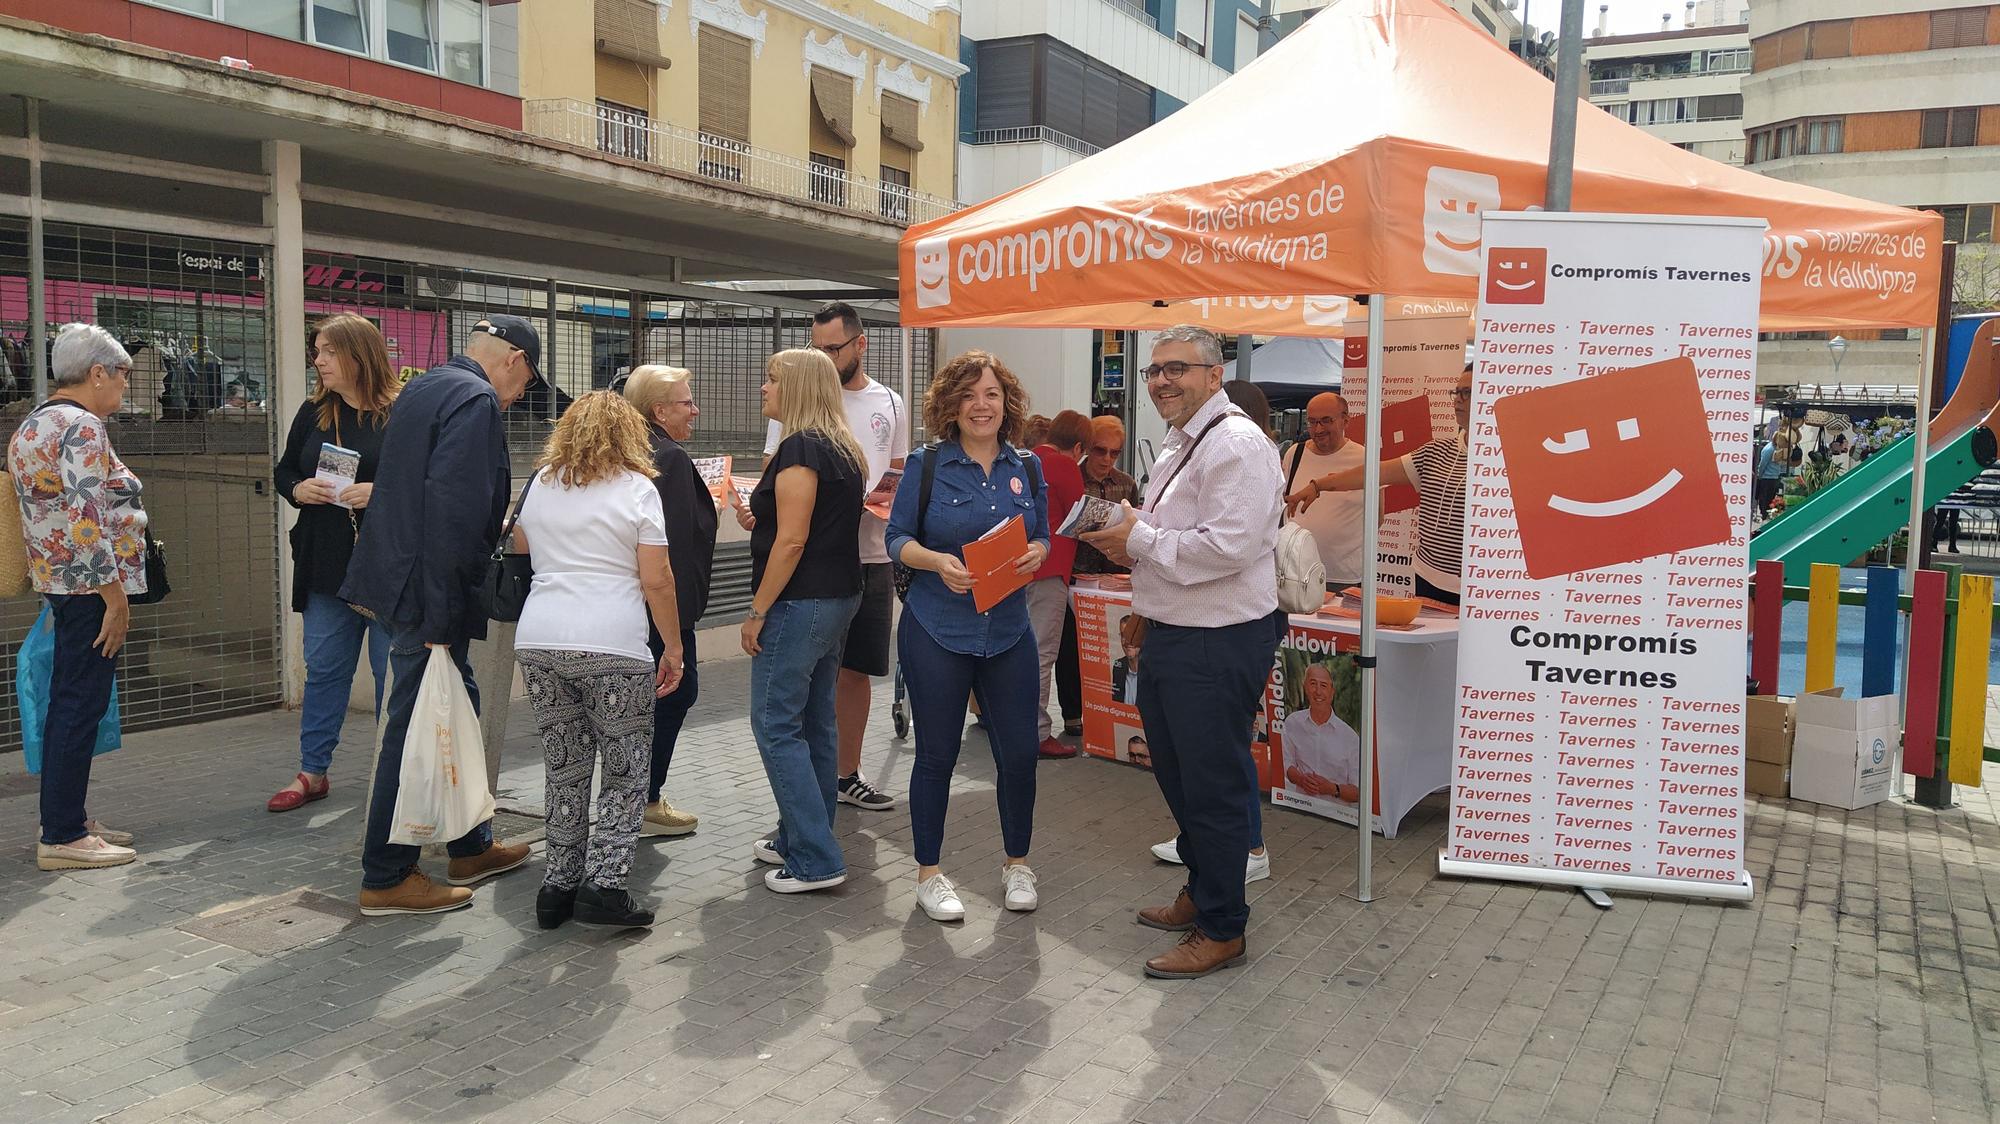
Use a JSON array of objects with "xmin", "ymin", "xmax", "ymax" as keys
[{"xmin": 472, "ymin": 315, "xmax": 543, "ymax": 384}]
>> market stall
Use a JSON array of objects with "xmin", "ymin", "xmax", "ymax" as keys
[{"xmin": 899, "ymin": 0, "xmax": 1944, "ymax": 898}]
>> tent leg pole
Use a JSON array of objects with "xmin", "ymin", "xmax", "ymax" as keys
[
  {"xmin": 1545, "ymin": 0, "xmax": 1586, "ymax": 210},
  {"xmin": 1348, "ymin": 295, "xmax": 1385, "ymax": 905}
]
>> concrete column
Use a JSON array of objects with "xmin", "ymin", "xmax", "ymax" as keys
[
  {"xmin": 263, "ymin": 140, "xmax": 307, "ymax": 706},
  {"xmin": 24, "ymin": 97, "xmax": 45, "ymax": 400}
]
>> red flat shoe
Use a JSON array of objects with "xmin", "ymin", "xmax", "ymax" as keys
[
  {"xmin": 1039, "ymin": 737, "xmax": 1079, "ymax": 759},
  {"xmin": 267, "ymin": 773, "xmax": 330, "ymax": 813}
]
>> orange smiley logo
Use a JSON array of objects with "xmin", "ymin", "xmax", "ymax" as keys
[
  {"xmin": 1493, "ymin": 357, "xmax": 1732, "ymax": 579},
  {"xmin": 1484, "ymin": 247, "xmax": 1547, "ymax": 305},
  {"xmin": 1342, "ymin": 336, "xmax": 1369, "ymax": 369}
]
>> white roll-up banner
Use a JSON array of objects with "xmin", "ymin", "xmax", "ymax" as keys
[{"xmin": 1440, "ymin": 212, "xmax": 1761, "ymax": 902}]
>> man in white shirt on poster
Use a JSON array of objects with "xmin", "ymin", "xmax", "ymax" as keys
[
  {"xmin": 1282, "ymin": 392, "xmax": 1365, "ymax": 590},
  {"xmin": 762, "ymin": 302, "xmax": 908, "ymax": 811},
  {"xmin": 1282, "ymin": 663, "xmax": 1360, "ymax": 804}
]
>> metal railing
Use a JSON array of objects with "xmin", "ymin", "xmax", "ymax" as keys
[
  {"xmin": 1589, "ymin": 77, "xmax": 1630, "ymax": 95},
  {"xmin": 523, "ymin": 98, "xmax": 959, "ymax": 226},
  {"xmin": 965, "ymin": 125, "xmax": 1103, "ymax": 157}
]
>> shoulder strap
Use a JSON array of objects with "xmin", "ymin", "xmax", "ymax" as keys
[
  {"xmin": 1284, "ymin": 440, "xmax": 1307, "ymax": 491},
  {"xmin": 1021, "ymin": 445, "xmax": 1043, "ymax": 500},
  {"xmin": 494, "ymin": 469, "xmax": 536, "ymax": 558},
  {"xmin": 1144, "ymin": 409, "xmax": 1237, "ymax": 513},
  {"xmin": 913, "ymin": 442, "xmax": 940, "ymax": 545}
]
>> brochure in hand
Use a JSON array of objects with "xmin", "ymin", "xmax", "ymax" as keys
[
  {"xmin": 692, "ymin": 455, "xmax": 733, "ymax": 511},
  {"xmin": 962, "ymin": 514, "xmax": 1032, "ymax": 614},
  {"xmin": 863, "ymin": 467, "xmax": 902, "ymax": 522},
  {"xmin": 316, "ymin": 442, "xmax": 361, "ymax": 510},
  {"xmin": 1057, "ymin": 493, "xmax": 1128, "ymax": 538}
]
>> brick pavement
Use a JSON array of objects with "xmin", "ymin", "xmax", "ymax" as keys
[{"xmin": 1, "ymin": 649, "xmax": 1997, "ymax": 1124}]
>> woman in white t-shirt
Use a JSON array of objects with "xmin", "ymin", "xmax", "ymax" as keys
[{"xmin": 513, "ymin": 391, "xmax": 685, "ymax": 932}]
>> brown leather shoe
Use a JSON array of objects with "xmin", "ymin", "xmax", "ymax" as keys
[
  {"xmin": 358, "ymin": 869, "xmax": 472, "ymax": 916},
  {"xmin": 1145, "ymin": 930, "xmax": 1247, "ymax": 979},
  {"xmin": 1136, "ymin": 888, "xmax": 1198, "ymax": 932},
  {"xmin": 446, "ymin": 840, "xmax": 531, "ymax": 887}
]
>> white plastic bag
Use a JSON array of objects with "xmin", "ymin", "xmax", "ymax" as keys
[{"xmin": 387, "ymin": 647, "xmax": 496, "ymax": 845}]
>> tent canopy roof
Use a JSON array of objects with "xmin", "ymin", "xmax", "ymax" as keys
[{"xmin": 902, "ymin": 0, "xmax": 1941, "ymax": 336}]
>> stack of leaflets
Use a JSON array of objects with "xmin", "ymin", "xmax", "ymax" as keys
[{"xmin": 1057, "ymin": 494, "xmax": 1127, "ymax": 537}]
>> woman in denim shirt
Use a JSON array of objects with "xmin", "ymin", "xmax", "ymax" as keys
[{"xmin": 887, "ymin": 351, "xmax": 1051, "ymax": 923}]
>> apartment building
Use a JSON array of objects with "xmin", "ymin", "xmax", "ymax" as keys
[
  {"xmin": 0, "ymin": 0, "xmax": 950, "ymax": 734},
  {"xmin": 1273, "ymin": 0, "xmax": 1521, "ymax": 45},
  {"xmin": 1742, "ymin": 1, "xmax": 2000, "ymax": 387},
  {"xmin": 1585, "ymin": 12, "xmax": 1751, "ymax": 167}
]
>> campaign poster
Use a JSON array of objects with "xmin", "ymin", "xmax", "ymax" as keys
[
  {"xmin": 1073, "ymin": 587, "xmax": 1150, "ymax": 767},
  {"xmin": 1442, "ymin": 212, "xmax": 1759, "ymax": 900},
  {"xmin": 1340, "ymin": 303, "xmax": 1473, "ymax": 595},
  {"xmin": 1267, "ymin": 619, "xmax": 1377, "ymax": 825}
]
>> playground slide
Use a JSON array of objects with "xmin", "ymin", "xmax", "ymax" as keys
[{"xmin": 1750, "ymin": 320, "xmax": 2000, "ymax": 571}]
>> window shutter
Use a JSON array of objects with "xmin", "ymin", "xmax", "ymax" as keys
[
  {"xmin": 1043, "ymin": 41, "xmax": 1087, "ymax": 141},
  {"xmin": 1082, "ymin": 63, "xmax": 1119, "ymax": 150},
  {"xmin": 698, "ymin": 27, "xmax": 751, "ymax": 142},
  {"xmin": 1697, "ymin": 94, "xmax": 1741, "ymax": 120},
  {"xmin": 1117, "ymin": 76, "xmax": 1152, "ymax": 143},
  {"xmin": 1809, "ymin": 20, "xmax": 1849, "ymax": 58},
  {"xmin": 596, "ymin": 0, "xmax": 671, "ymax": 70},
  {"xmin": 974, "ymin": 40, "xmax": 1033, "ymax": 131},
  {"xmin": 809, "ymin": 66, "xmax": 857, "ymax": 147},
  {"xmin": 1930, "ymin": 8, "xmax": 1987, "ymax": 49},
  {"xmin": 881, "ymin": 139, "xmax": 913, "ymax": 173},
  {"xmin": 1920, "ymin": 110, "xmax": 1948, "ymax": 148},
  {"xmin": 881, "ymin": 91, "xmax": 924, "ymax": 152}
]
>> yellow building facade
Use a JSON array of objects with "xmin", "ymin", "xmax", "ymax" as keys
[{"xmin": 519, "ymin": 0, "xmax": 962, "ymax": 226}]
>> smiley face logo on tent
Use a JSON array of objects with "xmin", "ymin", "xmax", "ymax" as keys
[
  {"xmin": 913, "ymin": 236, "xmax": 952, "ymax": 309},
  {"xmin": 1483, "ymin": 247, "xmax": 1547, "ymax": 305},
  {"xmin": 1303, "ymin": 295, "xmax": 1348, "ymax": 329},
  {"xmin": 1493, "ymin": 357, "xmax": 1731, "ymax": 579},
  {"xmin": 1422, "ymin": 167, "xmax": 1502, "ymax": 277}
]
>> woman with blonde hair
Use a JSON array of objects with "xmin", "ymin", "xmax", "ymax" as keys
[
  {"xmin": 622, "ymin": 365, "xmax": 716, "ymax": 836},
  {"xmin": 268, "ymin": 313, "xmax": 400, "ymax": 812},
  {"xmin": 513, "ymin": 390, "xmax": 685, "ymax": 930},
  {"xmin": 730, "ymin": 348, "xmax": 866, "ymax": 894}
]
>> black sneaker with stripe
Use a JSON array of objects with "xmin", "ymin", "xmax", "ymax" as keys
[{"xmin": 837, "ymin": 773, "xmax": 899, "ymax": 811}]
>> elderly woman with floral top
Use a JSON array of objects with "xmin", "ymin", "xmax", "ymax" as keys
[{"xmin": 9, "ymin": 323, "xmax": 150, "ymax": 871}]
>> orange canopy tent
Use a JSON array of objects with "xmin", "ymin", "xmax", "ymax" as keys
[{"xmin": 899, "ymin": 0, "xmax": 1942, "ymax": 336}]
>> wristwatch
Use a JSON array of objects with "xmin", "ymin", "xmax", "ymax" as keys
[{"xmin": 746, "ymin": 607, "xmax": 766, "ymax": 622}]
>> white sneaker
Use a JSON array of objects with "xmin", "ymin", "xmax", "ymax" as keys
[
  {"xmin": 751, "ymin": 838, "xmax": 783, "ymax": 866},
  {"xmin": 916, "ymin": 874, "xmax": 966, "ymax": 922},
  {"xmin": 1149, "ymin": 838, "xmax": 1272, "ymax": 884},
  {"xmin": 765, "ymin": 868, "xmax": 845, "ymax": 894},
  {"xmin": 1002, "ymin": 864, "xmax": 1038, "ymax": 912},
  {"xmin": 1246, "ymin": 850, "xmax": 1271, "ymax": 884}
]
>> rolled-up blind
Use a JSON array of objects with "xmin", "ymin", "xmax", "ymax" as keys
[
  {"xmin": 596, "ymin": 0, "xmax": 670, "ymax": 69},
  {"xmin": 881, "ymin": 92, "xmax": 924, "ymax": 152},
  {"xmin": 698, "ymin": 27, "xmax": 751, "ymax": 142},
  {"xmin": 810, "ymin": 66, "xmax": 857, "ymax": 147}
]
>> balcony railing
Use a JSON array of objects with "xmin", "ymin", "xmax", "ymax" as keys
[
  {"xmin": 523, "ymin": 98, "xmax": 959, "ymax": 227},
  {"xmin": 965, "ymin": 125, "xmax": 1103, "ymax": 158},
  {"xmin": 1589, "ymin": 77, "xmax": 1630, "ymax": 96}
]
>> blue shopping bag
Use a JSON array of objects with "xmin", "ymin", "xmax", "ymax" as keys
[{"xmin": 17, "ymin": 604, "xmax": 121, "ymax": 774}]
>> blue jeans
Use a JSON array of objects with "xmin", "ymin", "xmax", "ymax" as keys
[
  {"xmin": 360, "ymin": 630, "xmax": 494, "ymax": 890},
  {"xmin": 646, "ymin": 628, "xmax": 699, "ymax": 803},
  {"xmin": 1137, "ymin": 612, "xmax": 1284, "ymax": 943},
  {"xmin": 39, "ymin": 594, "xmax": 117, "ymax": 846},
  {"xmin": 298, "ymin": 593, "xmax": 390, "ymax": 775},
  {"xmin": 750, "ymin": 595, "xmax": 860, "ymax": 882},
  {"xmin": 901, "ymin": 613, "xmax": 1040, "ymax": 867}
]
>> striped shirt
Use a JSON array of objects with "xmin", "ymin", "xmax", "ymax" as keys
[
  {"xmin": 1400, "ymin": 436, "xmax": 1466, "ymax": 594},
  {"xmin": 1128, "ymin": 392, "xmax": 1282, "ymax": 628}
]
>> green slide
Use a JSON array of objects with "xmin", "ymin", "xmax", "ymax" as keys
[{"xmin": 1749, "ymin": 426, "xmax": 1997, "ymax": 571}]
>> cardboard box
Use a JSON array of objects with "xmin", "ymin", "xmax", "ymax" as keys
[
  {"xmin": 1745, "ymin": 695, "xmax": 1795, "ymax": 766},
  {"xmin": 1745, "ymin": 760, "xmax": 1789, "ymax": 798},
  {"xmin": 1790, "ymin": 691, "xmax": 1899, "ymax": 810}
]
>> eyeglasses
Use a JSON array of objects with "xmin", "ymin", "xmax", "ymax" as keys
[
  {"xmin": 1306, "ymin": 416, "xmax": 1342, "ymax": 427},
  {"xmin": 816, "ymin": 334, "xmax": 861, "ymax": 357},
  {"xmin": 1089, "ymin": 444, "xmax": 1124, "ymax": 457},
  {"xmin": 1141, "ymin": 361, "xmax": 1217, "ymax": 382},
  {"xmin": 1450, "ymin": 388, "xmax": 1474, "ymax": 400}
]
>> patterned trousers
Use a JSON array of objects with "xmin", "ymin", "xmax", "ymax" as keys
[{"xmin": 518, "ymin": 649, "xmax": 656, "ymax": 891}]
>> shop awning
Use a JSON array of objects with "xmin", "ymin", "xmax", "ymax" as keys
[{"xmin": 899, "ymin": 0, "xmax": 1942, "ymax": 335}]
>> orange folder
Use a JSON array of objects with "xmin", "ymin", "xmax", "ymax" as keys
[{"xmin": 963, "ymin": 514, "xmax": 1031, "ymax": 613}]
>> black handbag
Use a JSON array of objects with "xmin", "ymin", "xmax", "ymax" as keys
[
  {"xmin": 484, "ymin": 472, "xmax": 536, "ymax": 623},
  {"xmin": 129, "ymin": 529, "xmax": 170, "ymax": 606}
]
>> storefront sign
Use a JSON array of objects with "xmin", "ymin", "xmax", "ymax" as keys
[{"xmin": 1441, "ymin": 212, "xmax": 1759, "ymax": 901}]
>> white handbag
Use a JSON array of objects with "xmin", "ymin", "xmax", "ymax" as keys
[{"xmin": 386, "ymin": 647, "xmax": 496, "ymax": 845}]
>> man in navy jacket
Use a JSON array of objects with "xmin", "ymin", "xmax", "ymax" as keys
[{"xmin": 341, "ymin": 316, "xmax": 540, "ymax": 916}]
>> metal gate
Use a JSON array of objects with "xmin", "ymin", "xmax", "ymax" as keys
[{"xmin": 0, "ymin": 216, "xmax": 284, "ymax": 738}]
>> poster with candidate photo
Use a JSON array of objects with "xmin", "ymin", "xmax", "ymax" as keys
[
  {"xmin": 1268, "ymin": 620, "xmax": 1373, "ymax": 826},
  {"xmin": 1073, "ymin": 589, "xmax": 1150, "ymax": 768}
]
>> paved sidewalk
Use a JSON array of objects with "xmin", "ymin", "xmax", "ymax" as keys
[{"xmin": 1, "ymin": 652, "xmax": 1997, "ymax": 1124}]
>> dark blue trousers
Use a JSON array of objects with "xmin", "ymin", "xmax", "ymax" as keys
[
  {"xmin": 359, "ymin": 631, "xmax": 493, "ymax": 889},
  {"xmin": 40, "ymin": 594, "xmax": 117, "ymax": 846},
  {"xmin": 1136, "ymin": 611, "xmax": 1283, "ymax": 942},
  {"xmin": 646, "ymin": 628, "xmax": 699, "ymax": 802}
]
